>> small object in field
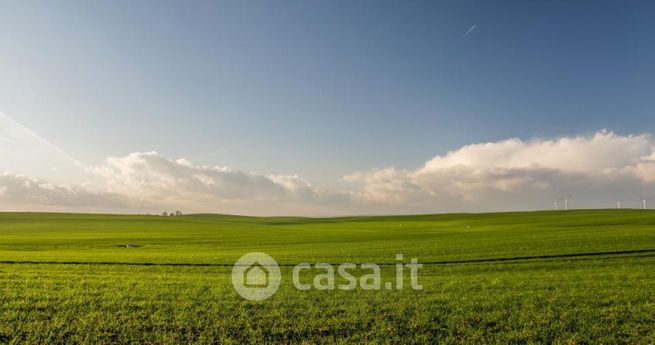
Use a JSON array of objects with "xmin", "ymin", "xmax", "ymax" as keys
[
  {"xmin": 118, "ymin": 244, "xmax": 140, "ymax": 248},
  {"xmin": 466, "ymin": 225, "xmax": 470, "ymax": 229}
]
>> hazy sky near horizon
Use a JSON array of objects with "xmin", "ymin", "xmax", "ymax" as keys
[{"xmin": 1, "ymin": 1, "xmax": 655, "ymax": 215}]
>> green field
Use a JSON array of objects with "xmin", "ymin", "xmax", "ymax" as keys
[{"xmin": 1, "ymin": 210, "xmax": 655, "ymax": 343}]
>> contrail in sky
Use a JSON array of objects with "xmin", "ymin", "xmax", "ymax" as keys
[
  {"xmin": 0, "ymin": 112, "xmax": 81, "ymax": 166},
  {"xmin": 194, "ymin": 138, "xmax": 255, "ymax": 163},
  {"xmin": 461, "ymin": 24, "xmax": 477, "ymax": 39}
]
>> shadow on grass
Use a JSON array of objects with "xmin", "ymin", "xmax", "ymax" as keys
[{"xmin": 1, "ymin": 248, "xmax": 655, "ymax": 267}]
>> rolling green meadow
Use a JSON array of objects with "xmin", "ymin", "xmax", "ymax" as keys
[{"xmin": 1, "ymin": 210, "xmax": 655, "ymax": 343}]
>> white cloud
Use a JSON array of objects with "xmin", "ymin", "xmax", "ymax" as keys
[
  {"xmin": 0, "ymin": 172, "xmax": 133, "ymax": 212},
  {"xmin": 85, "ymin": 152, "xmax": 352, "ymax": 214},
  {"xmin": 2, "ymin": 130, "xmax": 655, "ymax": 215},
  {"xmin": 419, "ymin": 130, "xmax": 651, "ymax": 175},
  {"xmin": 344, "ymin": 130, "xmax": 655, "ymax": 212},
  {"xmin": 90, "ymin": 152, "xmax": 333, "ymax": 200}
]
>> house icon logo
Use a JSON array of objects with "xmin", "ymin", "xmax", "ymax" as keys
[
  {"xmin": 232, "ymin": 252, "xmax": 281, "ymax": 301},
  {"xmin": 243, "ymin": 261, "xmax": 269, "ymax": 288}
]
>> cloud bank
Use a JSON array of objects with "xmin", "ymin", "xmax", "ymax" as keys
[
  {"xmin": 345, "ymin": 130, "xmax": 655, "ymax": 213},
  {"xmin": 89, "ymin": 152, "xmax": 351, "ymax": 215},
  {"xmin": 2, "ymin": 130, "xmax": 655, "ymax": 215},
  {"xmin": 0, "ymin": 172, "xmax": 132, "ymax": 212}
]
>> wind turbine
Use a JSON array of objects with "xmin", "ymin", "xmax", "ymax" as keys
[
  {"xmin": 640, "ymin": 196, "xmax": 651, "ymax": 210},
  {"xmin": 616, "ymin": 200, "xmax": 622, "ymax": 209},
  {"xmin": 554, "ymin": 200, "xmax": 559, "ymax": 211},
  {"xmin": 560, "ymin": 194, "xmax": 572, "ymax": 211}
]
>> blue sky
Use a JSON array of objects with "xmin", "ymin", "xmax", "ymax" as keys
[{"xmin": 1, "ymin": 1, "xmax": 655, "ymax": 215}]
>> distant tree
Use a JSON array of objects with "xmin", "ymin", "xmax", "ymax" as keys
[
  {"xmin": 169, "ymin": 212, "xmax": 175, "ymax": 216},
  {"xmin": 162, "ymin": 211, "xmax": 168, "ymax": 216},
  {"xmin": 175, "ymin": 210, "xmax": 183, "ymax": 216}
]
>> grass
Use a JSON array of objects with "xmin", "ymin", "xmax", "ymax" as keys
[{"xmin": 1, "ymin": 210, "xmax": 654, "ymax": 343}]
